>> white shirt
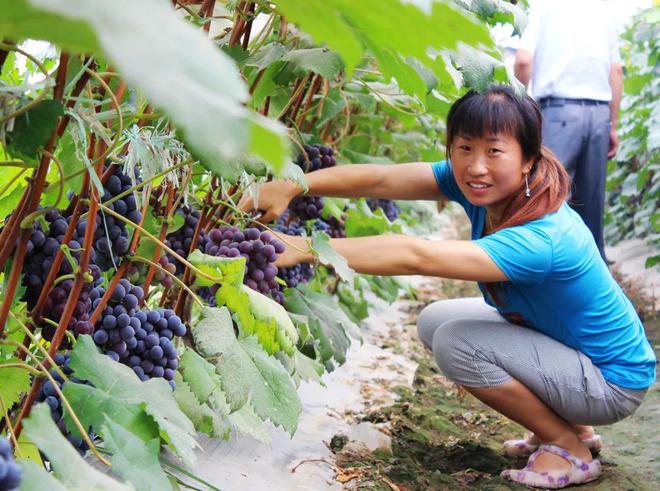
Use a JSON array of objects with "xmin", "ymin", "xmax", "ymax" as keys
[{"xmin": 519, "ymin": 0, "xmax": 621, "ymax": 101}]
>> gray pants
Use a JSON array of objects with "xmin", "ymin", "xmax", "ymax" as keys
[
  {"xmin": 540, "ymin": 100, "xmax": 611, "ymax": 261},
  {"xmin": 417, "ymin": 298, "xmax": 647, "ymax": 426}
]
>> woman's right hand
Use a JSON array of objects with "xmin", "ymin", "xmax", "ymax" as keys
[{"xmin": 237, "ymin": 179, "xmax": 302, "ymax": 223}]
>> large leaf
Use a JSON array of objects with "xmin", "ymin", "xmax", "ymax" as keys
[
  {"xmin": 28, "ymin": 0, "xmax": 290, "ymax": 180},
  {"xmin": 21, "ymin": 404, "xmax": 134, "ymax": 491},
  {"xmin": 0, "ymin": 363, "xmax": 31, "ymax": 411},
  {"xmin": 284, "ymin": 286, "xmax": 357, "ymax": 366},
  {"xmin": 192, "ymin": 307, "xmax": 302, "ymax": 435},
  {"xmin": 64, "ymin": 335, "xmax": 198, "ymax": 466},
  {"xmin": 274, "ymin": 0, "xmax": 493, "ymax": 91},
  {"xmin": 188, "ymin": 250, "xmax": 245, "ymax": 287},
  {"xmin": 5, "ymin": 100, "xmax": 64, "ymax": 164},
  {"xmin": 311, "ymin": 231, "xmax": 354, "ymax": 283},
  {"xmin": 282, "ymin": 48, "xmax": 344, "ymax": 79},
  {"xmin": 102, "ymin": 417, "xmax": 173, "ymax": 491},
  {"xmin": 0, "ymin": 0, "xmax": 99, "ymax": 53}
]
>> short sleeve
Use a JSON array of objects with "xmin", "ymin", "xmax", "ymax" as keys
[
  {"xmin": 431, "ymin": 160, "xmax": 464, "ymax": 204},
  {"xmin": 475, "ymin": 226, "xmax": 553, "ymax": 284},
  {"xmin": 608, "ymin": 22, "xmax": 621, "ymax": 64},
  {"xmin": 518, "ymin": 6, "xmax": 540, "ymax": 54}
]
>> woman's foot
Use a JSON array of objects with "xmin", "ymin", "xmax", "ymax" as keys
[
  {"xmin": 503, "ymin": 429, "xmax": 602, "ymax": 458},
  {"xmin": 501, "ymin": 442, "xmax": 601, "ymax": 489}
]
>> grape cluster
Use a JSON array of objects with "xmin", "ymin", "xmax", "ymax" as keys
[
  {"xmin": 203, "ymin": 226, "xmax": 285, "ymax": 303},
  {"xmin": 155, "ymin": 256, "xmax": 177, "ymax": 289},
  {"xmin": 41, "ymin": 268, "xmax": 102, "ymax": 341},
  {"xmin": 289, "ymin": 195, "xmax": 324, "ymax": 221},
  {"xmin": 92, "ymin": 279, "xmax": 184, "ymax": 389},
  {"xmin": 294, "ymin": 143, "xmax": 336, "ymax": 172},
  {"xmin": 36, "ymin": 352, "xmax": 93, "ymax": 455},
  {"xmin": 367, "ymin": 198, "xmax": 401, "ymax": 222},
  {"xmin": 164, "ymin": 207, "xmax": 207, "ymax": 275},
  {"xmin": 0, "ymin": 438, "xmax": 21, "ymax": 491},
  {"xmin": 21, "ymin": 209, "xmax": 103, "ymax": 341},
  {"xmin": 274, "ymin": 218, "xmax": 314, "ymax": 288},
  {"xmin": 84, "ymin": 165, "xmax": 141, "ymax": 271}
]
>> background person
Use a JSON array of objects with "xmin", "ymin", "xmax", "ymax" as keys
[
  {"xmin": 514, "ymin": 0, "xmax": 624, "ymax": 262},
  {"xmin": 239, "ymin": 85, "xmax": 655, "ymax": 489}
]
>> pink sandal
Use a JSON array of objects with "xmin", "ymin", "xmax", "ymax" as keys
[
  {"xmin": 503, "ymin": 433, "xmax": 602, "ymax": 458},
  {"xmin": 501, "ymin": 444, "xmax": 602, "ymax": 489}
]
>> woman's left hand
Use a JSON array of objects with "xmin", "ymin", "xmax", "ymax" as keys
[{"xmin": 273, "ymin": 233, "xmax": 313, "ymax": 268}]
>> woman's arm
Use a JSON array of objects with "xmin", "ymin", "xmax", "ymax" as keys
[
  {"xmin": 278, "ymin": 234, "xmax": 508, "ymax": 283},
  {"xmin": 238, "ymin": 162, "xmax": 446, "ymax": 223}
]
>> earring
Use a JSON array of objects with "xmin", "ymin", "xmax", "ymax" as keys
[{"xmin": 524, "ymin": 174, "xmax": 531, "ymax": 198}]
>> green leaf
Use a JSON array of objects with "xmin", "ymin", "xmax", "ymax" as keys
[
  {"xmin": 19, "ymin": 460, "xmax": 67, "ymax": 491},
  {"xmin": 172, "ymin": 374, "xmax": 217, "ymax": 436},
  {"xmin": 243, "ymin": 42, "xmax": 288, "ymax": 70},
  {"xmin": 284, "ymin": 286, "xmax": 357, "ymax": 366},
  {"xmin": 282, "ymin": 48, "xmax": 344, "ymax": 79},
  {"xmin": 64, "ymin": 335, "xmax": 198, "ymax": 466},
  {"xmin": 645, "ymin": 255, "xmax": 660, "ymax": 268},
  {"xmin": 102, "ymin": 416, "xmax": 173, "ymax": 491},
  {"xmin": 22, "ymin": 404, "xmax": 133, "ymax": 491},
  {"xmin": 188, "ymin": 249, "xmax": 245, "ymax": 287},
  {"xmin": 29, "ymin": 0, "xmax": 290, "ymax": 180},
  {"xmin": 192, "ymin": 307, "xmax": 302, "ymax": 434},
  {"xmin": 275, "ymin": 0, "xmax": 492, "ymax": 86},
  {"xmin": 5, "ymin": 100, "xmax": 64, "ymax": 164},
  {"xmin": 0, "ymin": 0, "xmax": 99, "ymax": 53},
  {"xmin": 344, "ymin": 200, "xmax": 392, "ymax": 237},
  {"xmin": 0, "ymin": 363, "xmax": 31, "ymax": 411},
  {"xmin": 311, "ymin": 231, "xmax": 354, "ymax": 283},
  {"xmin": 0, "ymin": 185, "xmax": 27, "ymax": 220}
]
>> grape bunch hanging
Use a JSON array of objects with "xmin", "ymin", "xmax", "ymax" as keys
[
  {"xmin": 36, "ymin": 353, "xmax": 94, "ymax": 455},
  {"xmin": 92, "ymin": 279, "xmax": 185, "ymax": 390},
  {"xmin": 202, "ymin": 226, "xmax": 286, "ymax": 304},
  {"xmin": 367, "ymin": 198, "xmax": 401, "ymax": 222},
  {"xmin": 274, "ymin": 217, "xmax": 314, "ymax": 288},
  {"xmin": 0, "ymin": 438, "xmax": 21, "ymax": 491},
  {"xmin": 289, "ymin": 144, "xmax": 336, "ymax": 221}
]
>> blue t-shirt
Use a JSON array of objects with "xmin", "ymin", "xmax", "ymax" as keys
[{"xmin": 432, "ymin": 160, "xmax": 656, "ymax": 389}]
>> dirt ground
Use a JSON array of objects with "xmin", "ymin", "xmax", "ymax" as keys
[{"xmin": 330, "ymin": 276, "xmax": 660, "ymax": 490}]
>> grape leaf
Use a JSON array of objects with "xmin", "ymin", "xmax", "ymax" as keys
[
  {"xmin": 173, "ymin": 374, "xmax": 218, "ymax": 436},
  {"xmin": 311, "ymin": 231, "xmax": 354, "ymax": 283},
  {"xmin": 243, "ymin": 42, "xmax": 288, "ymax": 70},
  {"xmin": 215, "ymin": 282, "xmax": 298, "ymax": 355},
  {"xmin": 0, "ymin": 363, "xmax": 31, "ymax": 411},
  {"xmin": 284, "ymin": 286, "xmax": 357, "ymax": 366},
  {"xmin": 188, "ymin": 250, "xmax": 245, "ymax": 287},
  {"xmin": 192, "ymin": 307, "xmax": 302, "ymax": 435},
  {"xmin": 102, "ymin": 416, "xmax": 173, "ymax": 491},
  {"xmin": 177, "ymin": 351, "xmax": 270, "ymax": 442},
  {"xmin": 0, "ymin": 0, "xmax": 99, "ymax": 53},
  {"xmin": 282, "ymin": 48, "xmax": 344, "ymax": 79},
  {"xmin": 19, "ymin": 460, "xmax": 67, "ymax": 491},
  {"xmin": 64, "ymin": 335, "xmax": 199, "ymax": 466},
  {"xmin": 344, "ymin": 200, "xmax": 392, "ymax": 237},
  {"xmin": 28, "ymin": 0, "xmax": 290, "ymax": 180},
  {"xmin": 22, "ymin": 404, "xmax": 134, "ymax": 491},
  {"xmin": 5, "ymin": 100, "xmax": 64, "ymax": 164}
]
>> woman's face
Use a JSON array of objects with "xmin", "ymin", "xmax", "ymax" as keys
[{"xmin": 450, "ymin": 132, "xmax": 533, "ymax": 218}]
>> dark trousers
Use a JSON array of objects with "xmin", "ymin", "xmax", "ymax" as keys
[{"xmin": 540, "ymin": 99, "xmax": 611, "ymax": 261}]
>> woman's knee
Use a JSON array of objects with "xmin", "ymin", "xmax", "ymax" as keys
[
  {"xmin": 416, "ymin": 298, "xmax": 479, "ymax": 349},
  {"xmin": 430, "ymin": 319, "xmax": 475, "ymax": 378}
]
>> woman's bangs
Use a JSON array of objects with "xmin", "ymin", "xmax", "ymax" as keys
[{"xmin": 450, "ymin": 93, "xmax": 521, "ymax": 142}]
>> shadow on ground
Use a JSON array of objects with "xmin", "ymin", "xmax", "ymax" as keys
[{"xmin": 332, "ymin": 278, "xmax": 659, "ymax": 490}]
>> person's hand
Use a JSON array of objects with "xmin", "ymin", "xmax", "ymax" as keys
[
  {"xmin": 237, "ymin": 179, "xmax": 301, "ymax": 223},
  {"xmin": 608, "ymin": 127, "xmax": 619, "ymax": 158},
  {"xmin": 272, "ymin": 234, "xmax": 313, "ymax": 268}
]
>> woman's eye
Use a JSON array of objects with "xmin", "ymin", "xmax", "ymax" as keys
[
  {"xmin": 488, "ymin": 148, "xmax": 502, "ymax": 154},
  {"xmin": 459, "ymin": 145, "xmax": 471, "ymax": 151}
]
